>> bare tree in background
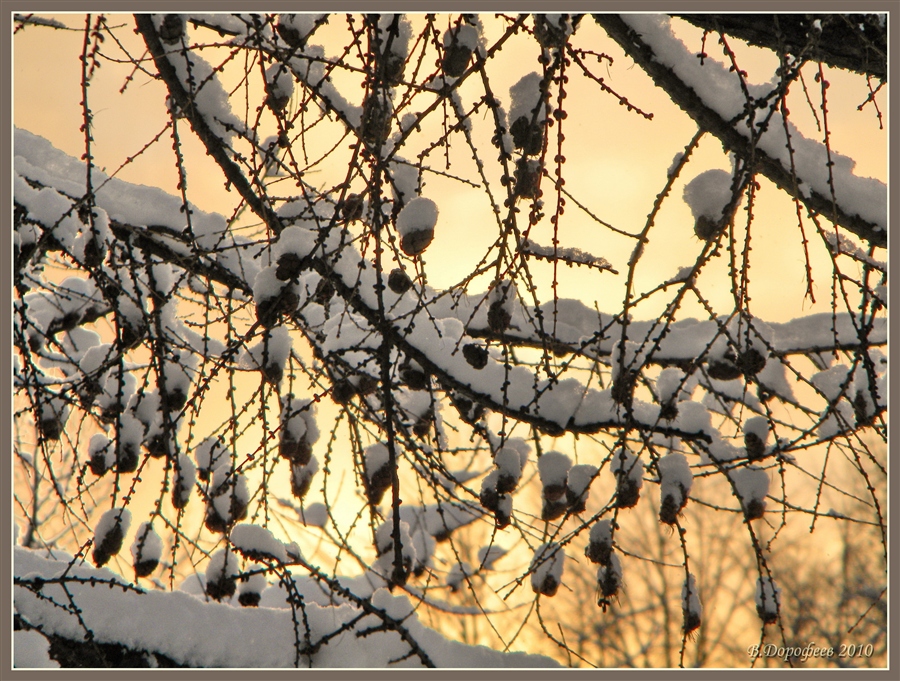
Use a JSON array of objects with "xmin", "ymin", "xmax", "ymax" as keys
[{"xmin": 13, "ymin": 12, "xmax": 887, "ymax": 668}]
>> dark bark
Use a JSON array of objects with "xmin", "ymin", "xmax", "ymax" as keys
[
  {"xmin": 593, "ymin": 14, "xmax": 887, "ymax": 249},
  {"xmin": 673, "ymin": 14, "xmax": 887, "ymax": 82},
  {"xmin": 16, "ymin": 616, "xmax": 187, "ymax": 668}
]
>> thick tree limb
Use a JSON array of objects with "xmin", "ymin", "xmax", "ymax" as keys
[
  {"xmin": 594, "ymin": 14, "xmax": 887, "ymax": 249},
  {"xmin": 672, "ymin": 14, "xmax": 887, "ymax": 82}
]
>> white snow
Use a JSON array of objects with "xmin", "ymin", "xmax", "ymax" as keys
[
  {"xmin": 622, "ymin": 14, "xmax": 887, "ymax": 234},
  {"xmin": 521, "ymin": 238, "xmax": 613, "ymax": 271},
  {"xmin": 657, "ymin": 452, "xmax": 692, "ymax": 499},
  {"xmin": 729, "ymin": 466, "xmax": 769, "ymax": 513},
  {"xmin": 14, "ymin": 630, "xmax": 59, "ymax": 668},
  {"xmin": 94, "ymin": 508, "xmax": 132, "ymax": 549},
  {"xmin": 682, "ymin": 573, "xmax": 702, "ymax": 620},
  {"xmin": 566, "ymin": 464, "xmax": 597, "ymax": 497},
  {"xmin": 755, "ymin": 575, "xmax": 781, "ymax": 621},
  {"xmin": 530, "ymin": 542, "xmax": 565, "ymax": 596},
  {"xmin": 230, "ymin": 524, "xmax": 288, "ymax": 563},
  {"xmin": 160, "ymin": 17, "xmax": 244, "ymax": 144},
  {"xmin": 130, "ymin": 523, "xmax": 163, "ymax": 564},
  {"xmin": 265, "ymin": 63, "xmax": 294, "ymax": 102},
  {"xmin": 743, "ymin": 416, "xmax": 769, "ymax": 441},
  {"xmin": 683, "ymin": 169, "xmax": 733, "ymax": 220},
  {"xmin": 610, "ymin": 448, "xmax": 643, "ymax": 486},
  {"xmin": 509, "ymin": 72, "xmax": 545, "ymax": 126},
  {"xmin": 538, "ymin": 451, "xmax": 572, "ymax": 489},
  {"xmin": 589, "ymin": 519, "xmax": 613, "ymax": 549},
  {"xmin": 396, "ymin": 197, "xmax": 438, "ymax": 237}
]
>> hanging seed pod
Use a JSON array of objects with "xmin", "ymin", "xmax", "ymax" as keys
[
  {"xmin": 509, "ymin": 118, "xmax": 543, "ymax": 157},
  {"xmin": 388, "ymin": 268, "xmax": 412, "ymax": 294},
  {"xmin": 361, "ymin": 94, "xmax": 392, "ymax": 147},
  {"xmin": 597, "ymin": 553, "xmax": 623, "ymax": 603},
  {"xmin": 755, "ymin": 575, "xmax": 781, "ymax": 625},
  {"xmin": 565, "ymin": 464, "xmax": 597, "ymax": 514},
  {"xmin": 205, "ymin": 470, "xmax": 249, "ymax": 533},
  {"xmin": 494, "ymin": 447, "xmax": 524, "ymax": 495},
  {"xmin": 538, "ymin": 451, "xmax": 571, "ymax": 503},
  {"xmin": 441, "ymin": 23, "xmax": 477, "ymax": 77},
  {"xmin": 513, "ymin": 158, "xmax": 542, "ymax": 199},
  {"xmin": 172, "ymin": 453, "xmax": 195, "ymax": 510},
  {"xmin": 265, "ymin": 63, "xmax": 293, "ymax": 113},
  {"xmin": 612, "ymin": 448, "xmax": 643, "ymax": 509},
  {"xmin": 494, "ymin": 494, "xmax": 513, "ymax": 529},
  {"xmin": 683, "ymin": 169, "xmax": 734, "ymax": 241},
  {"xmin": 450, "ymin": 391, "xmax": 485, "ymax": 425},
  {"xmin": 37, "ymin": 396, "xmax": 68, "ymax": 442},
  {"xmin": 205, "ymin": 548, "xmax": 238, "ymax": 601},
  {"xmin": 479, "ymin": 470, "xmax": 500, "ymax": 513},
  {"xmin": 541, "ymin": 497, "xmax": 569, "ymax": 522},
  {"xmin": 533, "ymin": 14, "xmax": 578, "ymax": 49},
  {"xmin": 279, "ymin": 395, "xmax": 319, "ymax": 466},
  {"xmin": 276, "ymin": 14, "xmax": 321, "ymax": 49},
  {"xmin": 92, "ymin": 508, "xmax": 131, "ymax": 568},
  {"xmin": 738, "ymin": 348, "xmax": 767, "ymax": 377},
  {"xmin": 382, "ymin": 52, "xmax": 405, "ymax": 86},
  {"xmin": 312, "ymin": 277, "xmax": 334, "ymax": 306},
  {"xmin": 530, "ymin": 542, "xmax": 565, "ymax": 597},
  {"xmin": 508, "ymin": 71, "xmax": 547, "ymax": 152},
  {"xmin": 374, "ymin": 520, "xmax": 416, "ymax": 589},
  {"xmin": 585, "ymin": 519, "xmax": 613, "ymax": 566},
  {"xmin": 682, "ymin": 573, "xmax": 702, "ymax": 634},
  {"xmin": 354, "ymin": 373, "xmax": 379, "ymax": 397},
  {"xmin": 363, "ymin": 443, "xmax": 393, "ymax": 506},
  {"xmin": 275, "ymin": 253, "xmax": 305, "ymax": 282},
  {"xmin": 331, "ymin": 379, "xmax": 356, "ymax": 405},
  {"xmin": 657, "ymin": 453, "xmax": 692, "ymax": 525},
  {"xmin": 611, "ymin": 369, "xmax": 638, "ymax": 404},
  {"xmin": 290, "ymin": 457, "xmax": 319, "ymax": 500},
  {"xmin": 743, "ymin": 417, "xmax": 769, "ymax": 462},
  {"xmin": 707, "ymin": 355, "xmax": 743, "ymax": 381},
  {"xmin": 730, "ymin": 466, "xmax": 768, "ymax": 522},
  {"xmin": 194, "ymin": 436, "xmax": 227, "ymax": 482},
  {"xmin": 487, "ymin": 280, "xmax": 515, "ymax": 334},
  {"xmin": 340, "ymin": 193, "xmax": 365, "ymax": 222},
  {"xmin": 412, "ymin": 408, "xmax": 433, "ymax": 438},
  {"xmin": 396, "ymin": 197, "xmax": 438, "ymax": 257},
  {"xmin": 462, "ymin": 343, "xmax": 489, "ymax": 370},
  {"xmin": 131, "ymin": 523, "xmax": 162, "ymax": 579},
  {"xmin": 115, "ymin": 413, "xmax": 142, "ymax": 474},
  {"xmin": 659, "ymin": 399, "xmax": 679, "ymax": 421},
  {"xmin": 693, "ymin": 214, "xmax": 724, "ymax": 240},
  {"xmin": 88, "ymin": 434, "xmax": 113, "ymax": 477},
  {"xmin": 238, "ymin": 573, "xmax": 267, "ymax": 607}
]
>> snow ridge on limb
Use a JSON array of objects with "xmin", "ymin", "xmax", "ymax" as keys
[
  {"xmin": 14, "ymin": 127, "xmax": 884, "ymax": 445},
  {"xmin": 594, "ymin": 14, "xmax": 886, "ymax": 247},
  {"xmin": 14, "ymin": 545, "xmax": 559, "ymax": 668}
]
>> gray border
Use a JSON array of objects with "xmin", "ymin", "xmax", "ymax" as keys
[{"xmin": 3, "ymin": 1, "xmax": 896, "ymax": 679}]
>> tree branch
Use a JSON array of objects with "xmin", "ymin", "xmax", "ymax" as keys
[
  {"xmin": 593, "ymin": 14, "xmax": 886, "ymax": 249},
  {"xmin": 672, "ymin": 14, "xmax": 887, "ymax": 82}
]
